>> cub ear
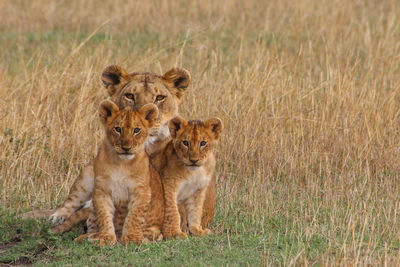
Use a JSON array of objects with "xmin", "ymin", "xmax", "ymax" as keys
[
  {"xmin": 204, "ymin": 117, "xmax": 223, "ymax": 140},
  {"xmin": 101, "ymin": 65, "xmax": 131, "ymax": 97},
  {"xmin": 99, "ymin": 100, "xmax": 119, "ymax": 125},
  {"xmin": 162, "ymin": 68, "xmax": 191, "ymax": 99},
  {"xmin": 169, "ymin": 116, "xmax": 187, "ymax": 139},
  {"xmin": 139, "ymin": 103, "xmax": 159, "ymax": 127}
]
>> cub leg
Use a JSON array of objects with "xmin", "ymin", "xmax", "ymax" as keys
[
  {"xmin": 74, "ymin": 209, "xmax": 97, "ymax": 243},
  {"xmin": 162, "ymin": 182, "xmax": 187, "ymax": 239},
  {"xmin": 121, "ymin": 184, "xmax": 151, "ymax": 244},
  {"xmin": 179, "ymin": 204, "xmax": 188, "ymax": 233},
  {"xmin": 50, "ymin": 164, "xmax": 94, "ymax": 224},
  {"xmin": 184, "ymin": 188, "xmax": 211, "ymax": 236},
  {"xmin": 201, "ymin": 174, "xmax": 216, "ymax": 227},
  {"xmin": 92, "ymin": 189, "xmax": 116, "ymax": 246},
  {"xmin": 178, "ymin": 175, "xmax": 216, "ymax": 232},
  {"xmin": 143, "ymin": 167, "xmax": 164, "ymax": 241}
]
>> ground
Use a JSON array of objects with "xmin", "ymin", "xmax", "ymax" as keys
[{"xmin": 0, "ymin": 209, "xmax": 268, "ymax": 266}]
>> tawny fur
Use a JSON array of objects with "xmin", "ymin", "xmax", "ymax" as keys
[
  {"xmin": 20, "ymin": 65, "xmax": 216, "ymax": 234},
  {"xmin": 47, "ymin": 65, "xmax": 190, "ymax": 226},
  {"xmin": 74, "ymin": 101, "xmax": 163, "ymax": 246},
  {"xmin": 151, "ymin": 116, "xmax": 222, "ymax": 239}
]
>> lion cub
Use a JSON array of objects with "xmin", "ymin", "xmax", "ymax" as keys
[
  {"xmin": 89, "ymin": 100, "xmax": 161, "ymax": 246},
  {"xmin": 152, "ymin": 116, "xmax": 222, "ymax": 239}
]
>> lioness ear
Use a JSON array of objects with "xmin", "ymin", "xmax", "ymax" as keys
[
  {"xmin": 101, "ymin": 65, "xmax": 131, "ymax": 97},
  {"xmin": 99, "ymin": 100, "xmax": 119, "ymax": 125},
  {"xmin": 162, "ymin": 68, "xmax": 191, "ymax": 99},
  {"xmin": 139, "ymin": 104, "xmax": 159, "ymax": 127},
  {"xmin": 204, "ymin": 117, "xmax": 223, "ymax": 140},
  {"xmin": 169, "ymin": 116, "xmax": 187, "ymax": 138}
]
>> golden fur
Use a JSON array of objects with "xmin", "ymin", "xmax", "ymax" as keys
[
  {"xmin": 21, "ymin": 65, "xmax": 217, "ymax": 235},
  {"xmin": 151, "ymin": 116, "xmax": 222, "ymax": 239},
  {"xmin": 48, "ymin": 65, "xmax": 192, "ymax": 225},
  {"xmin": 75, "ymin": 100, "xmax": 163, "ymax": 246}
]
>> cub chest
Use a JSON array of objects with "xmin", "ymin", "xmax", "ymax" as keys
[
  {"xmin": 177, "ymin": 167, "xmax": 211, "ymax": 202},
  {"xmin": 106, "ymin": 169, "xmax": 136, "ymax": 206}
]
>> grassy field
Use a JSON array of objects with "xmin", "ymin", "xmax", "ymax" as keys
[{"xmin": 1, "ymin": 0, "xmax": 400, "ymax": 265}]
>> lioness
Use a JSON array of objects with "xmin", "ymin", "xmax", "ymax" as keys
[
  {"xmin": 22, "ymin": 65, "xmax": 216, "ymax": 232},
  {"xmin": 151, "ymin": 116, "xmax": 222, "ymax": 239},
  {"xmin": 80, "ymin": 100, "xmax": 162, "ymax": 246}
]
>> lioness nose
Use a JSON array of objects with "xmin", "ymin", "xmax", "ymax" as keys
[
  {"xmin": 122, "ymin": 146, "xmax": 130, "ymax": 152},
  {"xmin": 190, "ymin": 159, "xmax": 199, "ymax": 164}
]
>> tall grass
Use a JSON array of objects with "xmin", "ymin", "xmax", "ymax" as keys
[{"xmin": 1, "ymin": 0, "xmax": 400, "ymax": 264}]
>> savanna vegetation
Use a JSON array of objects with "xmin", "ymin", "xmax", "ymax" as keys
[{"xmin": 1, "ymin": 0, "xmax": 400, "ymax": 265}]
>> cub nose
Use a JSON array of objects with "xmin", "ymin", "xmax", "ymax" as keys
[
  {"xmin": 190, "ymin": 159, "xmax": 199, "ymax": 164},
  {"xmin": 122, "ymin": 146, "xmax": 131, "ymax": 152}
]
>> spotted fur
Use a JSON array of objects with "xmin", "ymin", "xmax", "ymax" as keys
[
  {"xmin": 72, "ymin": 101, "xmax": 163, "ymax": 246},
  {"xmin": 151, "ymin": 116, "xmax": 222, "ymax": 239}
]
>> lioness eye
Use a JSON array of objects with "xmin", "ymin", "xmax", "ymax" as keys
[
  {"xmin": 155, "ymin": 95, "xmax": 166, "ymax": 102},
  {"xmin": 133, "ymin": 128, "xmax": 141, "ymax": 134},
  {"xmin": 182, "ymin": 140, "xmax": 189, "ymax": 147},
  {"xmin": 115, "ymin": 127, "xmax": 122, "ymax": 133},
  {"xmin": 125, "ymin": 93, "xmax": 135, "ymax": 100},
  {"xmin": 200, "ymin": 141, "xmax": 207, "ymax": 147}
]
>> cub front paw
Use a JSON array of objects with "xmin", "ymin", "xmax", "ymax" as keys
[
  {"xmin": 74, "ymin": 233, "xmax": 92, "ymax": 243},
  {"xmin": 50, "ymin": 224, "xmax": 65, "ymax": 234},
  {"xmin": 163, "ymin": 226, "xmax": 187, "ymax": 240},
  {"xmin": 143, "ymin": 227, "xmax": 163, "ymax": 241},
  {"xmin": 89, "ymin": 233, "xmax": 117, "ymax": 247},
  {"xmin": 120, "ymin": 232, "xmax": 144, "ymax": 245},
  {"xmin": 49, "ymin": 208, "xmax": 71, "ymax": 225},
  {"xmin": 189, "ymin": 226, "xmax": 212, "ymax": 236}
]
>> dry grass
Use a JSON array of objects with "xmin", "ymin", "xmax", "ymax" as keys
[{"xmin": 1, "ymin": 0, "xmax": 400, "ymax": 264}]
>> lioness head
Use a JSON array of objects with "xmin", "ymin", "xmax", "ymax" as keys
[
  {"xmin": 99, "ymin": 100, "xmax": 159, "ymax": 160},
  {"xmin": 101, "ymin": 65, "xmax": 191, "ymax": 135},
  {"xmin": 169, "ymin": 116, "xmax": 223, "ymax": 167}
]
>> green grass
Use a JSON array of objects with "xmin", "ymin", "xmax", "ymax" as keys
[
  {"xmin": 2, "ymin": 180, "xmax": 398, "ymax": 266},
  {"xmin": 0, "ymin": 209, "xmax": 269, "ymax": 266},
  {"xmin": 0, "ymin": 208, "xmax": 333, "ymax": 266}
]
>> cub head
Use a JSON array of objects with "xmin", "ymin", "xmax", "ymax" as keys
[
  {"xmin": 101, "ymin": 65, "xmax": 191, "ymax": 135},
  {"xmin": 169, "ymin": 116, "xmax": 223, "ymax": 168},
  {"xmin": 99, "ymin": 100, "xmax": 159, "ymax": 160}
]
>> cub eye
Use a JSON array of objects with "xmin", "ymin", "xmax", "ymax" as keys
[
  {"xmin": 155, "ymin": 95, "xmax": 166, "ymax": 102},
  {"xmin": 114, "ymin": 127, "xmax": 122, "ymax": 134},
  {"xmin": 124, "ymin": 93, "xmax": 135, "ymax": 101},
  {"xmin": 200, "ymin": 141, "xmax": 207, "ymax": 147},
  {"xmin": 182, "ymin": 140, "xmax": 189, "ymax": 147},
  {"xmin": 133, "ymin": 128, "xmax": 141, "ymax": 134}
]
